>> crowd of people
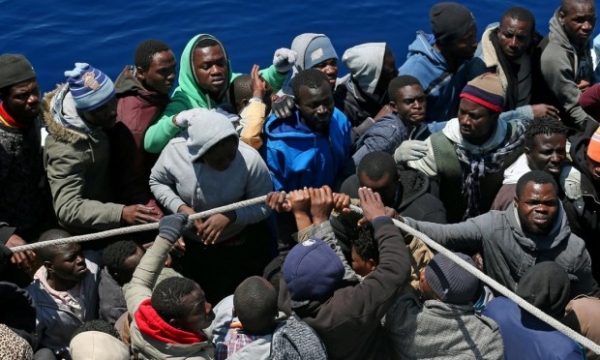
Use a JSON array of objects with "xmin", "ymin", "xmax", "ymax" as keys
[{"xmin": 3, "ymin": 0, "xmax": 600, "ymax": 359}]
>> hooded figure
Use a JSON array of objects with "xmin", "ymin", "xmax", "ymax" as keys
[
  {"xmin": 144, "ymin": 34, "xmax": 290, "ymax": 153},
  {"xmin": 335, "ymin": 42, "xmax": 396, "ymax": 135},
  {"xmin": 149, "ymin": 109, "xmax": 272, "ymax": 243}
]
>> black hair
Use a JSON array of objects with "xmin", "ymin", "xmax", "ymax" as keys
[
  {"xmin": 291, "ymin": 69, "xmax": 330, "ymax": 100},
  {"xmin": 388, "ymin": 75, "xmax": 423, "ymax": 103},
  {"xmin": 72, "ymin": 319, "xmax": 121, "ymax": 341},
  {"xmin": 357, "ymin": 151, "xmax": 398, "ymax": 181},
  {"xmin": 230, "ymin": 74, "xmax": 253, "ymax": 111},
  {"xmin": 561, "ymin": 0, "xmax": 595, "ymax": 14},
  {"xmin": 134, "ymin": 39, "xmax": 171, "ymax": 71},
  {"xmin": 351, "ymin": 224, "xmax": 379, "ymax": 265},
  {"xmin": 233, "ymin": 276, "xmax": 277, "ymax": 334},
  {"xmin": 102, "ymin": 240, "xmax": 141, "ymax": 276},
  {"xmin": 152, "ymin": 277, "xmax": 200, "ymax": 321},
  {"xmin": 36, "ymin": 229, "xmax": 73, "ymax": 263},
  {"xmin": 524, "ymin": 116, "xmax": 569, "ymax": 149},
  {"xmin": 516, "ymin": 170, "xmax": 559, "ymax": 198},
  {"xmin": 194, "ymin": 37, "xmax": 220, "ymax": 50},
  {"xmin": 501, "ymin": 6, "xmax": 536, "ymax": 30}
]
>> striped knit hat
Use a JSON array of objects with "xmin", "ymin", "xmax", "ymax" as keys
[
  {"xmin": 587, "ymin": 125, "xmax": 600, "ymax": 162},
  {"xmin": 64, "ymin": 63, "xmax": 115, "ymax": 112},
  {"xmin": 460, "ymin": 73, "xmax": 504, "ymax": 113}
]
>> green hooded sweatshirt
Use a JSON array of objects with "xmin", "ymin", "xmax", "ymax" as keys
[{"xmin": 144, "ymin": 33, "xmax": 288, "ymax": 153}]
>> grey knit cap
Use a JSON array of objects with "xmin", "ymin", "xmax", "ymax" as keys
[{"xmin": 425, "ymin": 252, "xmax": 480, "ymax": 304}]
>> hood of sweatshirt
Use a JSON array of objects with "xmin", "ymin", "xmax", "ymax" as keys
[
  {"xmin": 172, "ymin": 34, "xmax": 233, "ymax": 110},
  {"xmin": 291, "ymin": 33, "xmax": 337, "ymax": 72},
  {"xmin": 43, "ymin": 84, "xmax": 102, "ymax": 144},
  {"xmin": 549, "ymin": 8, "xmax": 580, "ymax": 51},
  {"xmin": 342, "ymin": 42, "xmax": 386, "ymax": 95},
  {"xmin": 405, "ymin": 32, "xmax": 448, "ymax": 70},
  {"xmin": 506, "ymin": 201, "xmax": 572, "ymax": 251},
  {"xmin": 185, "ymin": 109, "xmax": 239, "ymax": 162}
]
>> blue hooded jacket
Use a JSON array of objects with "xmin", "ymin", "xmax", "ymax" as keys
[
  {"xmin": 265, "ymin": 108, "xmax": 351, "ymax": 191},
  {"xmin": 398, "ymin": 32, "xmax": 480, "ymax": 122}
]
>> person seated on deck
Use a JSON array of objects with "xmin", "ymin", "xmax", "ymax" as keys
[
  {"xmin": 143, "ymin": 33, "xmax": 295, "ymax": 154},
  {"xmin": 398, "ymin": 170, "xmax": 599, "ymax": 298},
  {"xmin": 272, "ymin": 186, "xmax": 411, "ymax": 360},
  {"xmin": 27, "ymin": 229, "xmax": 101, "ymax": 359},
  {"xmin": 124, "ymin": 214, "xmax": 216, "ymax": 360},
  {"xmin": 483, "ymin": 262, "xmax": 586, "ymax": 360},
  {"xmin": 69, "ymin": 320, "xmax": 130, "ymax": 360},
  {"xmin": 149, "ymin": 109, "xmax": 272, "ymax": 304},
  {"xmin": 386, "ymin": 252, "xmax": 504, "ymax": 360}
]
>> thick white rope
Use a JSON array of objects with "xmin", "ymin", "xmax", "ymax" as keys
[
  {"xmin": 9, "ymin": 196, "xmax": 267, "ymax": 252},
  {"xmin": 347, "ymin": 204, "xmax": 600, "ymax": 355},
  {"xmin": 8, "ymin": 196, "xmax": 600, "ymax": 354}
]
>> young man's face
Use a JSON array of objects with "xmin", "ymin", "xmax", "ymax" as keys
[
  {"xmin": 526, "ymin": 133, "xmax": 567, "ymax": 177},
  {"xmin": 193, "ymin": 45, "xmax": 228, "ymax": 98},
  {"xmin": 48, "ymin": 243, "xmax": 88, "ymax": 282},
  {"xmin": 515, "ymin": 182, "xmax": 560, "ymax": 235},
  {"xmin": 457, "ymin": 98, "xmax": 498, "ymax": 145},
  {"xmin": 392, "ymin": 84, "xmax": 426, "ymax": 124},
  {"xmin": 201, "ymin": 136, "xmax": 238, "ymax": 171},
  {"xmin": 178, "ymin": 283, "xmax": 215, "ymax": 332},
  {"xmin": 138, "ymin": 50, "xmax": 177, "ymax": 95},
  {"xmin": 560, "ymin": 1, "xmax": 596, "ymax": 47},
  {"xmin": 448, "ymin": 25, "xmax": 478, "ymax": 59},
  {"xmin": 1, "ymin": 79, "xmax": 40, "ymax": 121},
  {"xmin": 82, "ymin": 96, "xmax": 118, "ymax": 129},
  {"xmin": 351, "ymin": 247, "xmax": 375, "ymax": 278},
  {"xmin": 311, "ymin": 58, "xmax": 338, "ymax": 90},
  {"xmin": 497, "ymin": 16, "xmax": 534, "ymax": 61},
  {"xmin": 296, "ymin": 81, "xmax": 334, "ymax": 133}
]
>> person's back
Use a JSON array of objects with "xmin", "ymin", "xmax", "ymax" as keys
[
  {"xmin": 386, "ymin": 252, "xmax": 504, "ymax": 360},
  {"xmin": 483, "ymin": 262, "xmax": 585, "ymax": 360},
  {"xmin": 265, "ymin": 69, "xmax": 351, "ymax": 191},
  {"xmin": 398, "ymin": 3, "xmax": 479, "ymax": 121},
  {"xmin": 280, "ymin": 187, "xmax": 411, "ymax": 359}
]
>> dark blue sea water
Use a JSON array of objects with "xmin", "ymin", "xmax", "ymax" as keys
[{"xmin": 0, "ymin": 0, "xmax": 592, "ymax": 93}]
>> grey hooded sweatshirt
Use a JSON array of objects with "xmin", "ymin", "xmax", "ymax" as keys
[
  {"xmin": 541, "ymin": 8, "xmax": 594, "ymax": 127},
  {"xmin": 403, "ymin": 203, "xmax": 598, "ymax": 298},
  {"xmin": 149, "ymin": 110, "xmax": 272, "ymax": 243}
]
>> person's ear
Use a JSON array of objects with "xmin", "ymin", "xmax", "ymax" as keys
[
  {"xmin": 136, "ymin": 66, "xmax": 146, "ymax": 81},
  {"xmin": 367, "ymin": 259, "xmax": 377, "ymax": 272},
  {"xmin": 524, "ymin": 146, "xmax": 531, "ymax": 155},
  {"xmin": 513, "ymin": 195, "xmax": 519, "ymax": 208},
  {"xmin": 559, "ymin": 10, "xmax": 566, "ymax": 25},
  {"xmin": 43, "ymin": 261, "xmax": 52, "ymax": 271},
  {"xmin": 168, "ymin": 318, "xmax": 181, "ymax": 329},
  {"xmin": 240, "ymin": 98, "xmax": 249, "ymax": 109},
  {"xmin": 232, "ymin": 307, "xmax": 236, "ymax": 318},
  {"xmin": 389, "ymin": 101, "xmax": 397, "ymax": 111}
]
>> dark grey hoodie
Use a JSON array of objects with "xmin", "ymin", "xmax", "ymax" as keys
[{"xmin": 404, "ymin": 203, "xmax": 598, "ymax": 298}]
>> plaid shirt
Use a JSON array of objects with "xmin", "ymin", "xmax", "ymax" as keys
[{"xmin": 215, "ymin": 327, "xmax": 262, "ymax": 360}]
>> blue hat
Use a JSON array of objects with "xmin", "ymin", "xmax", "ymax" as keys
[
  {"xmin": 283, "ymin": 238, "xmax": 345, "ymax": 308},
  {"xmin": 425, "ymin": 252, "xmax": 480, "ymax": 304},
  {"xmin": 304, "ymin": 36, "xmax": 338, "ymax": 70},
  {"xmin": 64, "ymin": 63, "xmax": 115, "ymax": 112}
]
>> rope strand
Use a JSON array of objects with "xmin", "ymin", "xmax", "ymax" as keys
[{"xmin": 8, "ymin": 195, "xmax": 600, "ymax": 354}]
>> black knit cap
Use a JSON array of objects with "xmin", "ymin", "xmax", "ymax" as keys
[
  {"xmin": 0, "ymin": 54, "xmax": 36, "ymax": 90},
  {"xmin": 425, "ymin": 252, "xmax": 480, "ymax": 304},
  {"xmin": 430, "ymin": 2, "xmax": 476, "ymax": 46},
  {"xmin": 516, "ymin": 261, "xmax": 571, "ymax": 319}
]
